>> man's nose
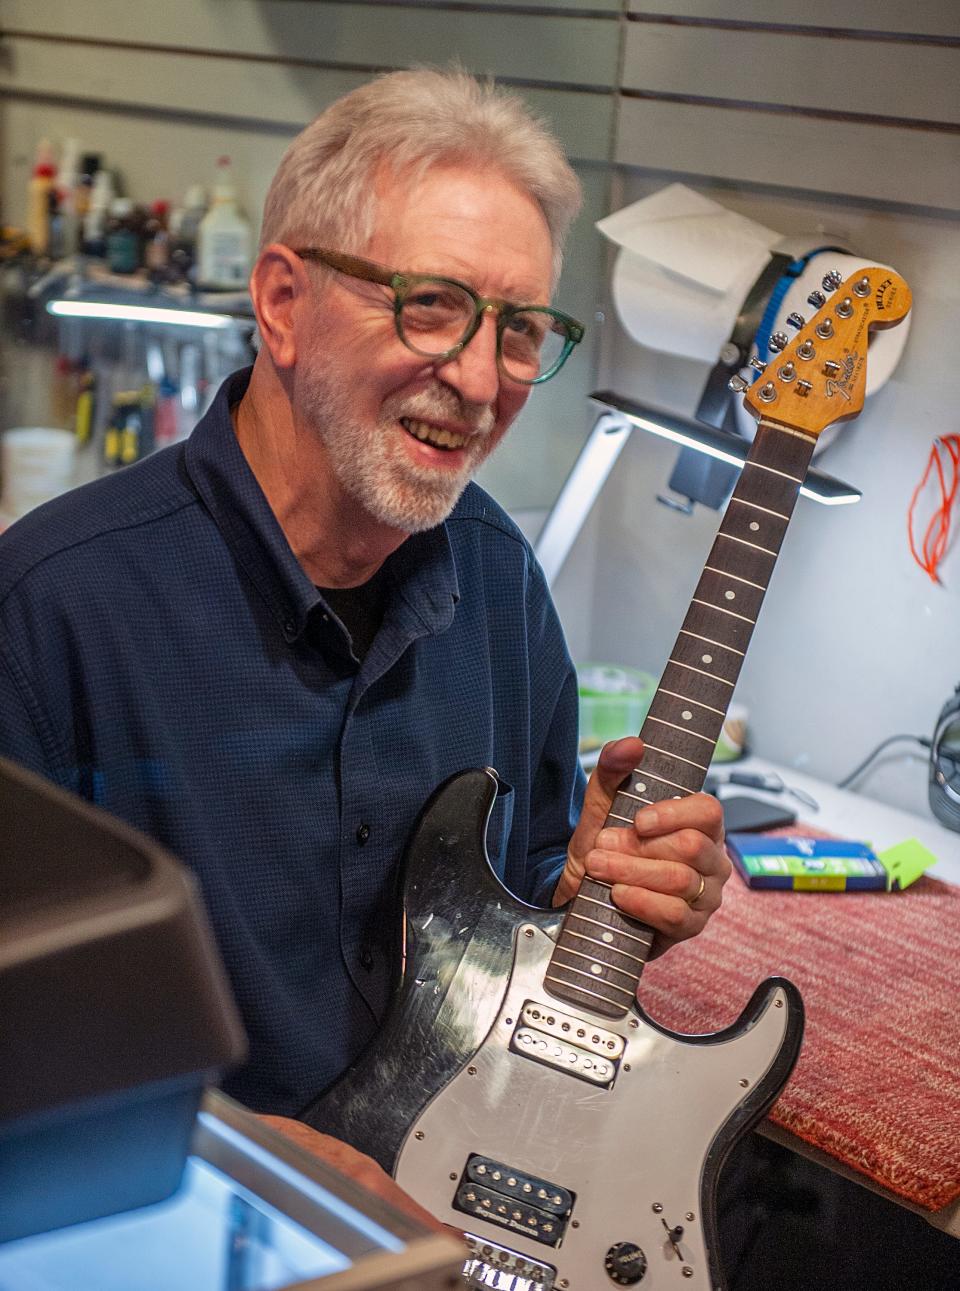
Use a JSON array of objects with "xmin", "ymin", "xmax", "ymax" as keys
[{"xmin": 438, "ymin": 312, "xmax": 501, "ymax": 408}]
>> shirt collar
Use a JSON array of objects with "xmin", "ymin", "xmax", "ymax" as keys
[{"xmin": 184, "ymin": 367, "xmax": 459, "ymax": 642}]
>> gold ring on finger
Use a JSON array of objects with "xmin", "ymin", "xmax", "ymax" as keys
[{"xmin": 686, "ymin": 873, "xmax": 706, "ymax": 908}]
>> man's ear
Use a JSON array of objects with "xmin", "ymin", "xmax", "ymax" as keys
[{"xmin": 249, "ymin": 243, "xmax": 311, "ymax": 370}]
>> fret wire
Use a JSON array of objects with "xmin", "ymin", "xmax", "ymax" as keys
[
  {"xmin": 677, "ymin": 630, "xmax": 745, "ymax": 657},
  {"xmin": 659, "ymin": 688, "xmax": 727, "ymax": 717},
  {"xmin": 692, "ymin": 598, "xmax": 757, "ymax": 625},
  {"xmin": 546, "ymin": 962, "xmax": 636, "ymax": 998},
  {"xmin": 616, "ymin": 789, "xmax": 647, "ymax": 803},
  {"xmin": 703, "ymin": 565, "xmax": 766, "ymax": 592},
  {"xmin": 544, "ymin": 973, "xmax": 629, "ymax": 1009},
  {"xmin": 567, "ymin": 909, "xmax": 653, "ymax": 947},
  {"xmin": 718, "ymin": 534, "xmax": 777, "ymax": 556},
  {"xmin": 555, "ymin": 944, "xmax": 638, "ymax": 982},
  {"xmin": 729, "ymin": 497, "xmax": 790, "ymax": 521},
  {"xmin": 643, "ymin": 743, "xmax": 710, "ymax": 773},
  {"xmin": 645, "ymin": 715, "xmax": 717, "ymax": 745},
  {"xmin": 630, "ymin": 767, "xmax": 694, "ymax": 795},
  {"xmin": 667, "ymin": 659, "xmax": 736, "ymax": 688},
  {"xmin": 566, "ymin": 928, "xmax": 646, "ymax": 964},
  {"xmin": 743, "ymin": 460, "xmax": 803, "ymax": 484},
  {"xmin": 607, "ymin": 810, "xmax": 635, "ymax": 825}
]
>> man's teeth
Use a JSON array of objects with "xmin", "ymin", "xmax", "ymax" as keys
[{"xmin": 401, "ymin": 418, "xmax": 467, "ymax": 450}]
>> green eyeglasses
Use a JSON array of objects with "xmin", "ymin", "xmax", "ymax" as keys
[{"xmin": 293, "ymin": 247, "xmax": 584, "ymax": 385}]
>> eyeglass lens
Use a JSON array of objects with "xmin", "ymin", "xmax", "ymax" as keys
[{"xmin": 399, "ymin": 280, "xmax": 568, "ymax": 381}]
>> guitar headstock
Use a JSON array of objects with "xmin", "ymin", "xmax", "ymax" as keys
[{"xmin": 734, "ymin": 266, "xmax": 911, "ymax": 437}]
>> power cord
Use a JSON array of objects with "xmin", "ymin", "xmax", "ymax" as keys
[{"xmin": 836, "ymin": 733, "xmax": 932, "ymax": 790}]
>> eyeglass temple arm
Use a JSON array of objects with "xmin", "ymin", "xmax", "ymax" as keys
[{"xmin": 295, "ymin": 248, "xmax": 396, "ymax": 288}]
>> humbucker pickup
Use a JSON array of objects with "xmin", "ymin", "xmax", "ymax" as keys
[
  {"xmin": 510, "ymin": 1000, "xmax": 625, "ymax": 1087},
  {"xmin": 453, "ymin": 1154, "xmax": 574, "ymax": 1247}
]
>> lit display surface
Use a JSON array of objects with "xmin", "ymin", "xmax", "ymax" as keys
[{"xmin": 0, "ymin": 1110, "xmax": 405, "ymax": 1291}]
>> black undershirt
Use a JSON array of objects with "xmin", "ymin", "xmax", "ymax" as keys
[{"xmin": 318, "ymin": 566, "xmax": 389, "ymax": 661}]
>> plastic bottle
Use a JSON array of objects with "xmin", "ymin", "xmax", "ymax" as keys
[
  {"xmin": 82, "ymin": 169, "xmax": 115, "ymax": 257},
  {"xmin": 196, "ymin": 157, "xmax": 252, "ymax": 290},
  {"xmin": 75, "ymin": 153, "xmax": 102, "ymax": 222},
  {"xmin": 169, "ymin": 184, "xmax": 207, "ymax": 284},
  {"xmin": 105, "ymin": 197, "xmax": 141, "ymax": 274},
  {"xmin": 27, "ymin": 139, "xmax": 57, "ymax": 256},
  {"xmin": 144, "ymin": 199, "xmax": 171, "ymax": 283},
  {"xmin": 53, "ymin": 137, "xmax": 81, "ymax": 257}
]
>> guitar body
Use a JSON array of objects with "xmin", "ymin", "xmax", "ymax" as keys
[{"xmin": 305, "ymin": 769, "xmax": 803, "ymax": 1291}]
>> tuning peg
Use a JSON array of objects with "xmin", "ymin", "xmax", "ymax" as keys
[
  {"xmin": 748, "ymin": 356, "xmax": 766, "ymax": 372},
  {"xmin": 806, "ymin": 289, "xmax": 826, "ymax": 310},
  {"xmin": 727, "ymin": 374, "xmax": 750, "ymax": 393},
  {"xmin": 767, "ymin": 331, "xmax": 789, "ymax": 354},
  {"xmin": 795, "ymin": 380, "xmax": 813, "ymax": 397},
  {"xmin": 823, "ymin": 360, "xmax": 842, "ymax": 376},
  {"xmin": 853, "ymin": 275, "xmax": 871, "ymax": 297},
  {"xmin": 785, "ymin": 312, "xmax": 805, "ymax": 330},
  {"xmin": 821, "ymin": 269, "xmax": 844, "ymax": 292}
]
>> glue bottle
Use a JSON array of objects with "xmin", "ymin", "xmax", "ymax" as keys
[
  {"xmin": 27, "ymin": 139, "xmax": 57, "ymax": 256},
  {"xmin": 196, "ymin": 157, "xmax": 252, "ymax": 290}
]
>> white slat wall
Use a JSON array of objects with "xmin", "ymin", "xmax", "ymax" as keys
[{"xmin": 620, "ymin": 2, "xmax": 960, "ymax": 210}]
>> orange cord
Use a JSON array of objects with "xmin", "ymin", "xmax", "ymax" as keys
[{"xmin": 908, "ymin": 435, "xmax": 960, "ymax": 583}]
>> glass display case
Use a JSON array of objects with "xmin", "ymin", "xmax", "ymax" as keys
[{"xmin": 0, "ymin": 1094, "xmax": 463, "ymax": 1291}]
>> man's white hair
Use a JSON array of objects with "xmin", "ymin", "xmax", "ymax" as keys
[{"xmin": 258, "ymin": 66, "xmax": 582, "ymax": 287}]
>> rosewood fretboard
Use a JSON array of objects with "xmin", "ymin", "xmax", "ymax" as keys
[{"xmin": 544, "ymin": 417, "xmax": 818, "ymax": 1018}]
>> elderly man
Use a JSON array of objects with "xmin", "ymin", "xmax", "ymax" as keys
[{"xmin": 0, "ymin": 69, "xmax": 727, "ymax": 1207}]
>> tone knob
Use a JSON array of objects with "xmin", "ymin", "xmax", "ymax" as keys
[{"xmin": 605, "ymin": 1241, "xmax": 648, "ymax": 1285}]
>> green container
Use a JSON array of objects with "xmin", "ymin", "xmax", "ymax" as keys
[{"xmin": 577, "ymin": 664, "xmax": 656, "ymax": 752}]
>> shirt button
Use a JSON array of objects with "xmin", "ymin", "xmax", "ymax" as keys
[
  {"xmin": 355, "ymin": 823, "xmax": 370, "ymax": 846},
  {"xmin": 360, "ymin": 947, "xmax": 374, "ymax": 970}
]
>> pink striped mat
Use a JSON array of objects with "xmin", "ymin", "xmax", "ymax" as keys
[{"xmin": 641, "ymin": 864, "xmax": 960, "ymax": 1211}]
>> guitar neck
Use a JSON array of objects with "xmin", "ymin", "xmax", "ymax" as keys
[{"xmin": 545, "ymin": 417, "xmax": 817, "ymax": 1019}]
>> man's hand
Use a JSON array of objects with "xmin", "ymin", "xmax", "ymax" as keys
[{"xmin": 553, "ymin": 736, "xmax": 729, "ymax": 958}]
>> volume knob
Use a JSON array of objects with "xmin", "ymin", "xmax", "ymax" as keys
[{"xmin": 605, "ymin": 1241, "xmax": 648, "ymax": 1285}]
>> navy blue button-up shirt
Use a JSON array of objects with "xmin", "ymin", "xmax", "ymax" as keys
[{"xmin": 0, "ymin": 368, "xmax": 585, "ymax": 1115}]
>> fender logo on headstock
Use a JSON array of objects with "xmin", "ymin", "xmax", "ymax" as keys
[{"xmin": 825, "ymin": 352, "xmax": 858, "ymax": 401}]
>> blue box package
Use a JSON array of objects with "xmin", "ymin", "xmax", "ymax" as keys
[{"xmin": 727, "ymin": 833, "xmax": 888, "ymax": 891}]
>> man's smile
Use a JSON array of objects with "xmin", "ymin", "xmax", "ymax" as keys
[{"xmin": 399, "ymin": 416, "xmax": 470, "ymax": 451}]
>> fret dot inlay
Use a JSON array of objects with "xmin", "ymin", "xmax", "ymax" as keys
[
  {"xmin": 682, "ymin": 710, "xmax": 692, "ymax": 721},
  {"xmin": 602, "ymin": 931, "xmax": 614, "ymax": 944},
  {"xmin": 702, "ymin": 654, "xmax": 713, "ymax": 664},
  {"xmin": 590, "ymin": 963, "xmax": 602, "ymax": 975},
  {"xmin": 636, "ymin": 781, "xmax": 646, "ymax": 793},
  {"xmin": 725, "ymin": 590, "xmax": 736, "ymax": 600},
  {"xmin": 750, "ymin": 521, "xmax": 760, "ymax": 531}
]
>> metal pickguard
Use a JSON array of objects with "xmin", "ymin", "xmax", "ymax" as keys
[{"xmin": 396, "ymin": 925, "xmax": 797, "ymax": 1291}]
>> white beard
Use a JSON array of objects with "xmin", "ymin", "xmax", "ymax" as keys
[{"xmin": 295, "ymin": 356, "xmax": 497, "ymax": 534}]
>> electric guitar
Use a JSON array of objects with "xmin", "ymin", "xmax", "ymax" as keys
[{"xmin": 301, "ymin": 267, "xmax": 912, "ymax": 1290}]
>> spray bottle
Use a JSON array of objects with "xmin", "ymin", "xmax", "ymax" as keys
[{"xmin": 196, "ymin": 157, "xmax": 252, "ymax": 290}]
